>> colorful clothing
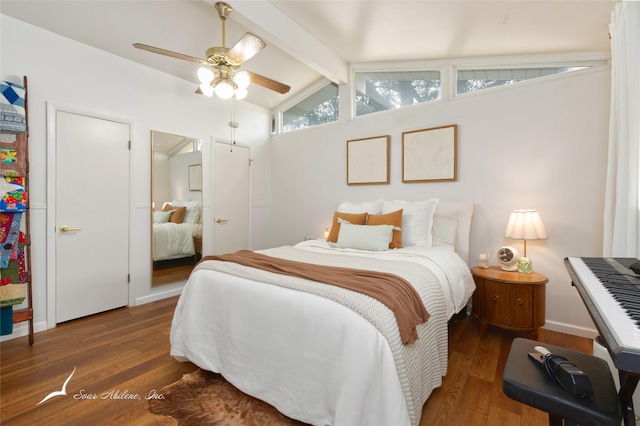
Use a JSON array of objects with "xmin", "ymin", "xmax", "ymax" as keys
[
  {"xmin": 0, "ymin": 212, "xmax": 21, "ymax": 268},
  {"xmin": 0, "ymin": 81, "xmax": 27, "ymax": 133},
  {"xmin": 0, "ymin": 131, "xmax": 27, "ymax": 177}
]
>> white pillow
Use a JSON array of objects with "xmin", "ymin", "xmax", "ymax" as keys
[
  {"xmin": 432, "ymin": 216, "xmax": 457, "ymax": 250},
  {"xmin": 153, "ymin": 210, "xmax": 172, "ymax": 224},
  {"xmin": 337, "ymin": 199, "xmax": 384, "ymax": 214},
  {"xmin": 382, "ymin": 198, "xmax": 439, "ymax": 246},
  {"xmin": 170, "ymin": 200, "xmax": 201, "ymax": 224},
  {"xmin": 335, "ymin": 223, "xmax": 394, "ymax": 251}
]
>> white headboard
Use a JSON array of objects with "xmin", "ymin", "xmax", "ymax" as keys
[{"xmin": 433, "ymin": 200, "xmax": 474, "ymax": 265}]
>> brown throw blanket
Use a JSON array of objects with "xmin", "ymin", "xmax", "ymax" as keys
[{"xmin": 201, "ymin": 250, "xmax": 430, "ymax": 344}]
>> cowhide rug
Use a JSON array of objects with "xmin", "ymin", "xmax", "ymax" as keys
[{"xmin": 149, "ymin": 369, "xmax": 308, "ymax": 425}]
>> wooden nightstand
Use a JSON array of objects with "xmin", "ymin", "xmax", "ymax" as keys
[
  {"xmin": 193, "ymin": 236, "xmax": 202, "ymax": 263},
  {"xmin": 471, "ymin": 266, "xmax": 548, "ymax": 339}
]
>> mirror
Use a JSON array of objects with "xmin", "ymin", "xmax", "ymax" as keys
[{"xmin": 151, "ymin": 130, "xmax": 203, "ymax": 287}]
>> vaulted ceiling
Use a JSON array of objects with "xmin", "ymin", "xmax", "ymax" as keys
[{"xmin": 1, "ymin": 0, "xmax": 617, "ymax": 110}]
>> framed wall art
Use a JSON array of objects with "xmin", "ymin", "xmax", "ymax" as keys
[
  {"xmin": 188, "ymin": 164, "xmax": 202, "ymax": 191},
  {"xmin": 402, "ymin": 124, "xmax": 457, "ymax": 183},
  {"xmin": 346, "ymin": 135, "xmax": 390, "ymax": 185}
]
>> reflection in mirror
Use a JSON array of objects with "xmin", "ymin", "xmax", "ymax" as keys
[{"xmin": 151, "ymin": 131, "xmax": 202, "ymax": 287}]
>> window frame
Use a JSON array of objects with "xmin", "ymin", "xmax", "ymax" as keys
[
  {"xmin": 453, "ymin": 59, "xmax": 608, "ymax": 98},
  {"xmin": 352, "ymin": 67, "xmax": 445, "ymax": 118},
  {"xmin": 277, "ymin": 78, "xmax": 339, "ymax": 134},
  {"xmin": 271, "ymin": 53, "xmax": 610, "ymax": 134},
  {"xmin": 350, "ymin": 60, "xmax": 448, "ymax": 120}
]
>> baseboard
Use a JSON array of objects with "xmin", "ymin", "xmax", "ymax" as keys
[
  {"xmin": 0, "ymin": 320, "xmax": 48, "ymax": 342},
  {"xmin": 135, "ymin": 284, "xmax": 185, "ymax": 306},
  {"xmin": 543, "ymin": 320, "xmax": 598, "ymax": 339},
  {"xmin": 1, "ymin": 286, "xmax": 185, "ymax": 342}
]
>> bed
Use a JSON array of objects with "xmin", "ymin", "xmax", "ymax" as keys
[
  {"xmin": 170, "ymin": 199, "xmax": 475, "ymax": 425},
  {"xmin": 152, "ymin": 200, "xmax": 202, "ymax": 262}
]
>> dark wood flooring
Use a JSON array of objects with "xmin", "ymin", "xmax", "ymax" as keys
[
  {"xmin": 0, "ymin": 296, "xmax": 592, "ymax": 425},
  {"xmin": 151, "ymin": 258, "xmax": 196, "ymax": 287}
]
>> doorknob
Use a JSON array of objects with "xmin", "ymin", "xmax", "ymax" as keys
[
  {"xmin": 215, "ymin": 218, "xmax": 228, "ymax": 224},
  {"xmin": 60, "ymin": 225, "xmax": 82, "ymax": 232}
]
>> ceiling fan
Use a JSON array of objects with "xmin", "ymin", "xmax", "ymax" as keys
[{"xmin": 133, "ymin": 2, "xmax": 290, "ymax": 100}]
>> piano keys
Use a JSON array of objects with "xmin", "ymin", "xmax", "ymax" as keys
[{"xmin": 565, "ymin": 256, "xmax": 640, "ymax": 426}]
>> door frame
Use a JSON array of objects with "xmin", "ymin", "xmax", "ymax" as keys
[{"xmin": 45, "ymin": 102, "xmax": 136, "ymax": 329}]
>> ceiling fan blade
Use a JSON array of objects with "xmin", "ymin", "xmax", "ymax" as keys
[
  {"xmin": 246, "ymin": 71, "xmax": 291, "ymax": 94},
  {"xmin": 225, "ymin": 33, "xmax": 266, "ymax": 65},
  {"xmin": 133, "ymin": 43, "xmax": 207, "ymax": 65}
]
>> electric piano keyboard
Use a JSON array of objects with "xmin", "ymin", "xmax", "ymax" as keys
[
  {"xmin": 565, "ymin": 257, "xmax": 640, "ymax": 372},
  {"xmin": 565, "ymin": 256, "xmax": 640, "ymax": 425}
]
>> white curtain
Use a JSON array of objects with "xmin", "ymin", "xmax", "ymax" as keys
[{"xmin": 603, "ymin": 1, "xmax": 640, "ymax": 258}]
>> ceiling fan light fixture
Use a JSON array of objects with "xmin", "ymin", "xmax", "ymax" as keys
[
  {"xmin": 197, "ymin": 66, "xmax": 215, "ymax": 84},
  {"xmin": 234, "ymin": 70, "xmax": 250, "ymax": 89},
  {"xmin": 215, "ymin": 81, "xmax": 235, "ymax": 99},
  {"xmin": 133, "ymin": 0, "xmax": 291, "ymax": 100},
  {"xmin": 199, "ymin": 83, "xmax": 214, "ymax": 97},
  {"xmin": 234, "ymin": 87, "xmax": 248, "ymax": 100}
]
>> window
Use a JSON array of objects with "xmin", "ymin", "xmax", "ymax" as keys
[
  {"xmin": 282, "ymin": 82, "xmax": 339, "ymax": 132},
  {"xmin": 354, "ymin": 70, "xmax": 441, "ymax": 117},
  {"xmin": 456, "ymin": 66, "xmax": 589, "ymax": 95},
  {"xmin": 173, "ymin": 138, "xmax": 201, "ymax": 156}
]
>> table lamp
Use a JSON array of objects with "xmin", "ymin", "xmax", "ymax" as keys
[{"xmin": 504, "ymin": 209, "xmax": 548, "ymax": 273}]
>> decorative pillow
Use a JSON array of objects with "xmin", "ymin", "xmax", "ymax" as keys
[
  {"xmin": 382, "ymin": 199, "xmax": 439, "ymax": 247},
  {"xmin": 162, "ymin": 204, "xmax": 187, "ymax": 224},
  {"xmin": 326, "ymin": 211, "xmax": 367, "ymax": 243},
  {"xmin": 0, "ymin": 132, "xmax": 27, "ymax": 177},
  {"xmin": 336, "ymin": 223, "xmax": 394, "ymax": 251},
  {"xmin": 337, "ymin": 199, "xmax": 384, "ymax": 215},
  {"xmin": 432, "ymin": 216, "xmax": 458, "ymax": 250},
  {"xmin": 367, "ymin": 209, "xmax": 403, "ymax": 249},
  {"xmin": 170, "ymin": 199, "xmax": 201, "ymax": 224},
  {"xmin": 153, "ymin": 210, "xmax": 172, "ymax": 224}
]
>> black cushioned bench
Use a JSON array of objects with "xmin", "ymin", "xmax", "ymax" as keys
[{"xmin": 503, "ymin": 338, "xmax": 621, "ymax": 426}]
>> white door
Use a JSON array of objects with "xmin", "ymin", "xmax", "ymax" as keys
[
  {"xmin": 55, "ymin": 111, "xmax": 130, "ymax": 323},
  {"xmin": 213, "ymin": 142, "xmax": 250, "ymax": 254}
]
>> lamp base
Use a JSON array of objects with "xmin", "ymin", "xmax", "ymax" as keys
[{"xmin": 517, "ymin": 257, "xmax": 533, "ymax": 273}]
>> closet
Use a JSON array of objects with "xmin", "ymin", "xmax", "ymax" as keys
[{"xmin": 0, "ymin": 75, "xmax": 33, "ymax": 344}]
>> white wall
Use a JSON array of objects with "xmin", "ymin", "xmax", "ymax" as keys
[
  {"xmin": 152, "ymin": 152, "xmax": 171, "ymax": 210},
  {"xmin": 0, "ymin": 15, "xmax": 271, "ymax": 340},
  {"xmin": 169, "ymin": 151, "xmax": 202, "ymax": 203},
  {"xmin": 270, "ymin": 66, "xmax": 611, "ymax": 337}
]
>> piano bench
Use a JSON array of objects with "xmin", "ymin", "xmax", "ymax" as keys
[{"xmin": 503, "ymin": 338, "xmax": 621, "ymax": 426}]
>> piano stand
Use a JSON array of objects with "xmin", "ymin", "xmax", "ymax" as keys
[{"xmin": 619, "ymin": 371, "xmax": 639, "ymax": 426}]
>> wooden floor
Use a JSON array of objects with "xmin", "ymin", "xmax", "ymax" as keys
[
  {"xmin": 151, "ymin": 259, "xmax": 196, "ymax": 287},
  {"xmin": 0, "ymin": 296, "xmax": 592, "ymax": 425},
  {"xmin": 420, "ymin": 314, "xmax": 592, "ymax": 425}
]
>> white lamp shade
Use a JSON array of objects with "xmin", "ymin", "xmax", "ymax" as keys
[
  {"xmin": 504, "ymin": 209, "xmax": 548, "ymax": 240},
  {"xmin": 234, "ymin": 87, "xmax": 248, "ymax": 100},
  {"xmin": 234, "ymin": 71, "xmax": 250, "ymax": 89},
  {"xmin": 197, "ymin": 67, "xmax": 215, "ymax": 84},
  {"xmin": 214, "ymin": 81, "xmax": 235, "ymax": 99},
  {"xmin": 199, "ymin": 83, "xmax": 214, "ymax": 97}
]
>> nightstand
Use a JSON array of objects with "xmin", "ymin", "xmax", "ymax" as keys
[
  {"xmin": 471, "ymin": 266, "xmax": 548, "ymax": 339},
  {"xmin": 193, "ymin": 236, "xmax": 202, "ymax": 263}
]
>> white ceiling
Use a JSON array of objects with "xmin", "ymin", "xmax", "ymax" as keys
[{"xmin": 0, "ymin": 0, "xmax": 617, "ymax": 110}]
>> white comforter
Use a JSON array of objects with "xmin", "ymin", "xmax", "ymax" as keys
[
  {"xmin": 170, "ymin": 241, "xmax": 475, "ymax": 425},
  {"xmin": 152, "ymin": 222, "xmax": 202, "ymax": 261}
]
